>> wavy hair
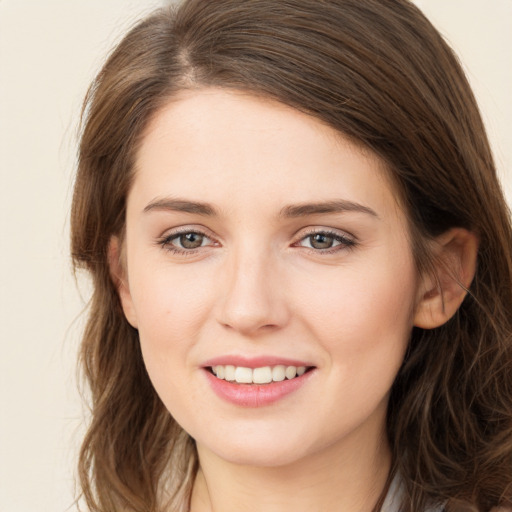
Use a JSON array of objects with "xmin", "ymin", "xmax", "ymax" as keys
[{"xmin": 71, "ymin": 1, "xmax": 512, "ymax": 510}]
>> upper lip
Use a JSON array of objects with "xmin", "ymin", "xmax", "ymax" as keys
[{"xmin": 202, "ymin": 355, "xmax": 315, "ymax": 369}]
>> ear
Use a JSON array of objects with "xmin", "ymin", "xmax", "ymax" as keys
[
  {"xmin": 108, "ymin": 236, "xmax": 138, "ymax": 328},
  {"xmin": 414, "ymin": 228, "xmax": 478, "ymax": 329}
]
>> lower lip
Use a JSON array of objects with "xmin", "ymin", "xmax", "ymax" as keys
[{"xmin": 203, "ymin": 369, "xmax": 314, "ymax": 407}]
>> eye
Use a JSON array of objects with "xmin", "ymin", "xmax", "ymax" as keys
[
  {"xmin": 158, "ymin": 230, "xmax": 216, "ymax": 254},
  {"xmin": 175, "ymin": 232, "xmax": 209, "ymax": 249},
  {"xmin": 295, "ymin": 230, "xmax": 355, "ymax": 252},
  {"xmin": 304, "ymin": 233, "xmax": 338, "ymax": 250}
]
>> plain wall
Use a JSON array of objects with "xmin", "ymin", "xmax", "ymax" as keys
[{"xmin": 0, "ymin": 1, "xmax": 510, "ymax": 510}]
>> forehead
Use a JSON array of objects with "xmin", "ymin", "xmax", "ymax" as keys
[
  {"xmin": 131, "ymin": 88, "xmax": 401, "ymax": 219},
  {"xmin": 138, "ymin": 88, "xmax": 375, "ymax": 166}
]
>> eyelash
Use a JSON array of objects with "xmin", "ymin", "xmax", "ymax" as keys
[
  {"xmin": 156, "ymin": 228, "xmax": 217, "ymax": 256},
  {"xmin": 293, "ymin": 228, "xmax": 356, "ymax": 254},
  {"xmin": 156, "ymin": 228, "xmax": 356, "ymax": 256}
]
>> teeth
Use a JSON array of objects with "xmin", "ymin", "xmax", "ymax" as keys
[
  {"xmin": 235, "ymin": 366, "xmax": 253, "ymax": 384},
  {"xmin": 285, "ymin": 365, "xmax": 297, "ymax": 379},
  {"xmin": 253, "ymin": 366, "xmax": 272, "ymax": 384},
  {"xmin": 272, "ymin": 365, "xmax": 286, "ymax": 382},
  {"xmin": 224, "ymin": 365, "xmax": 236, "ymax": 382},
  {"xmin": 211, "ymin": 365, "xmax": 307, "ymax": 384}
]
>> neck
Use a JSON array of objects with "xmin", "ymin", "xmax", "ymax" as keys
[{"xmin": 190, "ymin": 430, "xmax": 391, "ymax": 512}]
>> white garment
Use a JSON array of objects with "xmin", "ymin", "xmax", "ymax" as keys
[{"xmin": 381, "ymin": 474, "xmax": 444, "ymax": 512}]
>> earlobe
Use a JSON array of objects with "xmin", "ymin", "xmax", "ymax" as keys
[
  {"xmin": 108, "ymin": 236, "xmax": 138, "ymax": 328},
  {"xmin": 413, "ymin": 228, "xmax": 478, "ymax": 329}
]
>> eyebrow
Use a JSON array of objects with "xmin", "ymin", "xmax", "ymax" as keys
[
  {"xmin": 143, "ymin": 198, "xmax": 218, "ymax": 216},
  {"xmin": 143, "ymin": 197, "xmax": 378, "ymax": 219},
  {"xmin": 279, "ymin": 200, "xmax": 379, "ymax": 219}
]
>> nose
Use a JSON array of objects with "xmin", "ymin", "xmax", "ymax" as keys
[{"xmin": 216, "ymin": 247, "xmax": 290, "ymax": 336}]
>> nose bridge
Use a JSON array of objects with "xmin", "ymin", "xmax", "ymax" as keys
[{"xmin": 217, "ymin": 241, "xmax": 288, "ymax": 335}]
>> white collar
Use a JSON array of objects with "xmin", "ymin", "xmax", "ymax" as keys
[{"xmin": 380, "ymin": 473, "xmax": 444, "ymax": 512}]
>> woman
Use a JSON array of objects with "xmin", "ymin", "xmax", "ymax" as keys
[{"xmin": 70, "ymin": 0, "xmax": 512, "ymax": 511}]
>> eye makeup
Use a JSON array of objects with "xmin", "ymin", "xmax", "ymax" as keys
[{"xmin": 156, "ymin": 225, "xmax": 357, "ymax": 257}]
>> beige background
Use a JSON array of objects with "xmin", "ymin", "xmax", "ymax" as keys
[{"xmin": 0, "ymin": 1, "xmax": 510, "ymax": 510}]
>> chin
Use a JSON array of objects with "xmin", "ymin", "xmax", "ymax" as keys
[
  {"xmin": 209, "ymin": 442, "xmax": 308, "ymax": 468},
  {"xmin": 193, "ymin": 420, "xmax": 326, "ymax": 469}
]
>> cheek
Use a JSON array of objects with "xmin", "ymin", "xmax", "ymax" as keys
[
  {"xmin": 131, "ymin": 259, "xmax": 214, "ymax": 332},
  {"xmin": 130, "ymin": 278, "xmax": 211, "ymax": 417},
  {"xmin": 292, "ymin": 257, "xmax": 417, "ymax": 436},
  {"xmin": 293, "ymin": 250, "xmax": 417, "ymax": 374},
  {"xmin": 128, "ymin": 264, "xmax": 216, "ymax": 389}
]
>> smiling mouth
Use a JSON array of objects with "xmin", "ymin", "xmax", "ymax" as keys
[{"xmin": 209, "ymin": 365, "xmax": 313, "ymax": 384}]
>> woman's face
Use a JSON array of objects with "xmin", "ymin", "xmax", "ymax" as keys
[{"xmin": 118, "ymin": 89, "xmax": 422, "ymax": 467}]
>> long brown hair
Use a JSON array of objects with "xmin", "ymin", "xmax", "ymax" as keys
[{"xmin": 71, "ymin": 1, "xmax": 512, "ymax": 510}]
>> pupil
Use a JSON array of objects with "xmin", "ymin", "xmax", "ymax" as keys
[
  {"xmin": 180, "ymin": 233, "xmax": 203, "ymax": 249},
  {"xmin": 311, "ymin": 234, "xmax": 333, "ymax": 249}
]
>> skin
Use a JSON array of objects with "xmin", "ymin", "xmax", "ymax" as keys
[{"xmin": 113, "ymin": 89, "xmax": 476, "ymax": 512}]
